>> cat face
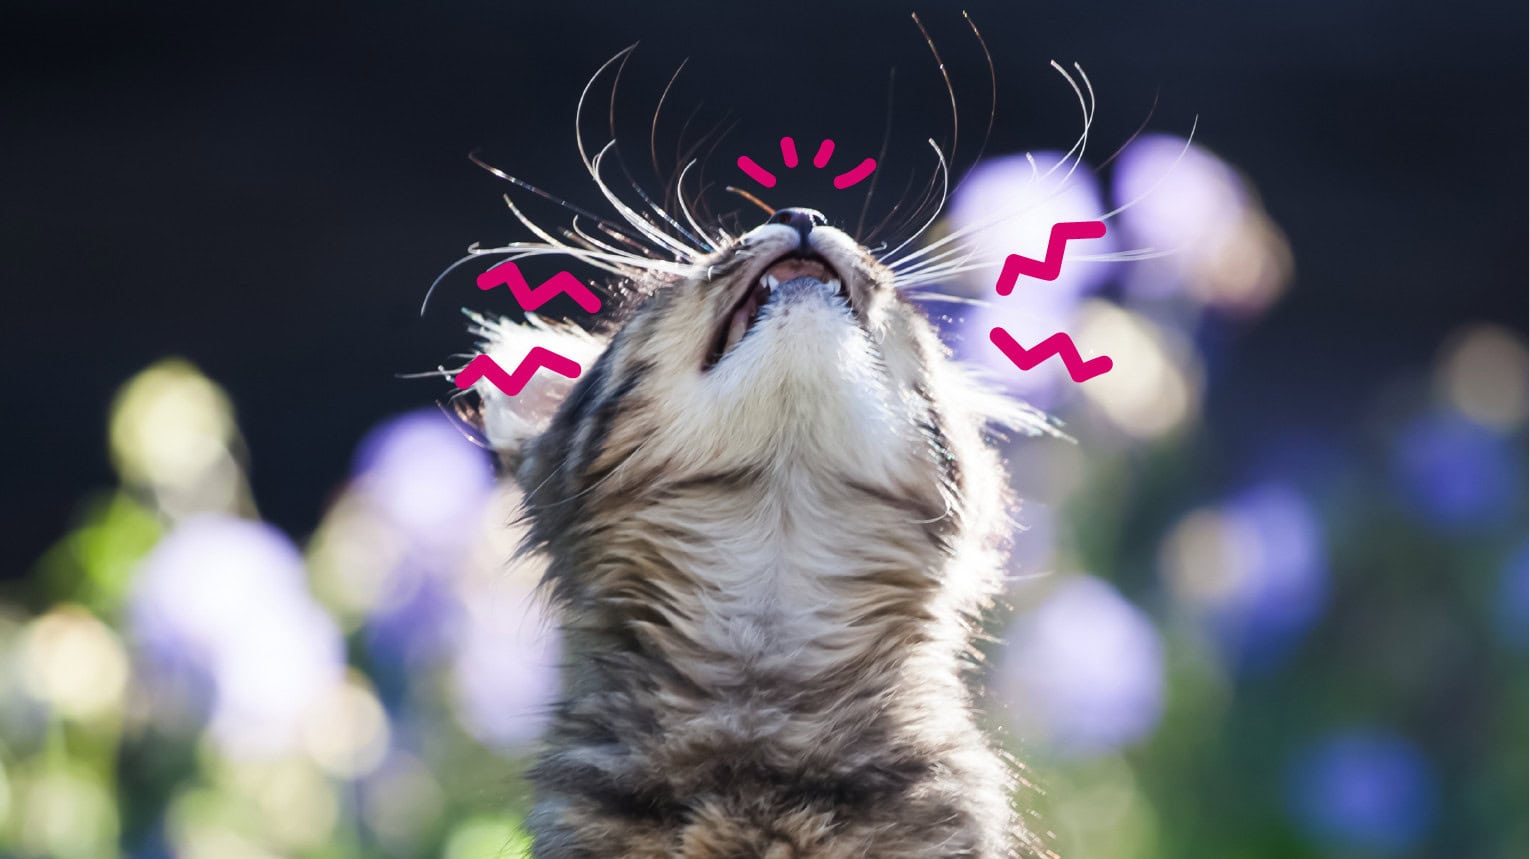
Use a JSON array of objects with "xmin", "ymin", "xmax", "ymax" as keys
[{"xmin": 467, "ymin": 206, "xmax": 1014, "ymax": 549}]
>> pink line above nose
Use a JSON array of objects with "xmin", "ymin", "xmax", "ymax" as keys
[
  {"xmin": 737, "ymin": 155, "xmax": 777, "ymax": 188},
  {"xmin": 812, "ymin": 138, "xmax": 835, "ymax": 168},
  {"xmin": 780, "ymin": 136, "xmax": 798, "ymax": 168},
  {"xmin": 832, "ymin": 157, "xmax": 877, "ymax": 189}
]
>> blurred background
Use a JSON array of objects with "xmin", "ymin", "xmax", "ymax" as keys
[{"xmin": 2, "ymin": 1, "xmax": 1525, "ymax": 857}]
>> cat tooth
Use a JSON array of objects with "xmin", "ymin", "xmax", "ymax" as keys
[
  {"xmin": 825, "ymin": 278, "xmax": 842, "ymax": 295},
  {"xmin": 723, "ymin": 304, "xmax": 751, "ymax": 353},
  {"xmin": 761, "ymin": 273, "xmax": 780, "ymax": 291}
]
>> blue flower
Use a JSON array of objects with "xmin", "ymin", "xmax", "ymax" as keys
[
  {"xmin": 1392, "ymin": 412, "xmax": 1517, "ymax": 530},
  {"xmin": 1287, "ymin": 730, "xmax": 1437, "ymax": 853}
]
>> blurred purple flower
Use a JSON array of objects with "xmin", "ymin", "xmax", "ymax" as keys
[
  {"xmin": 365, "ymin": 572, "xmax": 462, "ymax": 669},
  {"xmin": 1286, "ymin": 730, "xmax": 1436, "ymax": 854},
  {"xmin": 1392, "ymin": 412, "xmax": 1517, "ymax": 529},
  {"xmin": 1161, "ymin": 482, "xmax": 1328, "ymax": 671},
  {"xmin": 943, "ymin": 151, "xmax": 1117, "ymax": 409},
  {"xmin": 129, "ymin": 516, "xmax": 344, "ymax": 755},
  {"xmin": 1111, "ymin": 134, "xmax": 1292, "ymax": 315},
  {"xmin": 995, "ymin": 576, "xmax": 1165, "ymax": 757},
  {"xmin": 449, "ymin": 588, "xmax": 561, "ymax": 751},
  {"xmin": 350, "ymin": 410, "xmax": 497, "ymax": 664},
  {"xmin": 1216, "ymin": 484, "xmax": 1328, "ymax": 669},
  {"xmin": 1112, "ymin": 135, "xmax": 1246, "ymax": 298},
  {"xmin": 352, "ymin": 410, "xmax": 496, "ymax": 552}
]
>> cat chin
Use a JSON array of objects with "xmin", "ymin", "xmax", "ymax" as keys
[{"xmin": 640, "ymin": 302, "xmax": 920, "ymax": 479}]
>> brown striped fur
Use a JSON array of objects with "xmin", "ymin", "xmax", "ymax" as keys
[{"xmin": 463, "ymin": 213, "xmax": 1050, "ymax": 858}]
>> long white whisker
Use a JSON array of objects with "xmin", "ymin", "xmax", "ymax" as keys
[
  {"xmin": 879, "ymin": 139, "xmax": 950, "ymax": 262},
  {"xmin": 885, "ymin": 147, "xmax": 1095, "ymax": 274},
  {"xmin": 422, "ymin": 240, "xmax": 632, "ymax": 319},
  {"xmin": 899, "ymin": 290, "xmax": 996, "ymax": 307},
  {"xmin": 892, "ymin": 225, "xmax": 1181, "ymax": 290},
  {"xmin": 499, "ymin": 192, "xmax": 580, "ymax": 256},
  {"xmin": 468, "ymin": 152, "xmax": 648, "ymax": 250},
  {"xmin": 616, "ymin": 151, "xmax": 713, "ymax": 252},
  {"xmin": 891, "ymin": 243, "xmax": 1172, "ymax": 289},
  {"xmin": 675, "ymin": 159, "xmax": 722, "ymax": 250},
  {"xmin": 893, "ymin": 252, "xmax": 973, "ymax": 283},
  {"xmin": 887, "ymin": 189, "xmax": 1056, "ymax": 273},
  {"xmin": 421, "ymin": 250, "xmax": 496, "ymax": 316},
  {"xmin": 1034, "ymin": 61, "xmax": 1094, "ymax": 189},
  {"xmin": 1070, "ymin": 246, "xmax": 1183, "ymax": 262},
  {"xmin": 592, "ymin": 221, "xmax": 660, "ymax": 259},
  {"xmin": 470, "ymin": 242, "xmax": 694, "ymax": 275},
  {"xmin": 889, "ymin": 241, "xmax": 981, "ymax": 281},
  {"xmin": 496, "ymin": 193, "xmax": 642, "ymax": 281},
  {"xmin": 1096, "ymin": 116, "xmax": 1200, "ymax": 222},
  {"xmin": 650, "ymin": 59, "xmax": 688, "ymax": 180},
  {"xmin": 591, "ymin": 140, "xmax": 698, "ymax": 259},
  {"xmin": 575, "ymin": 47, "xmax": 699, "ymax": 261},
  {"xmin": 600, "ymin": 47, "xmax": 709, "ymax": 253},
  {"xmin": 570, "ymin": 215, "xmax": 645, "ymax": 263},
  {"xmin": 886, "ymin": 62, "xmax": 1103, "ymax": 273},
  {"xmin": 911, "ymin": 11, "xmax": 959, "ymax": 176}
]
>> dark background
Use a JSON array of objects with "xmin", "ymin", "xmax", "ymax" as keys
[{"xmin": 3, "ymin": 0, "xmax": 1525, "ymax": 579}]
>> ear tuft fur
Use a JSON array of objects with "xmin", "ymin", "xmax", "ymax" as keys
[{"xmin": 454, "ymin": 311, "xmax": 607, "ymax": 469}]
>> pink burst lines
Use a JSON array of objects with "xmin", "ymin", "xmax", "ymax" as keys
[{"xmin": 737, "ymin": 137, "xmax": 877, "ymax": 190}]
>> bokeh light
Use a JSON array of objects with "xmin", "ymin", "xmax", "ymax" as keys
[
  {"xmin": 18, "ymin": 604, "xmax": 129, "ymax": 722},
  {"xmin": 16, "ymin": 762, "xmax": 118, "ymax": 859},
  {"xmin": 1112, "ymin": 134, "xmax": 1292, "ymax": 315},
  {"xmin": 442, "ymin": 815, "xmax": 532, "ymax": 859},
  {"xmin": 108, "ymin": 359, "xmax": 253, "ymax": 519},
  {"xmin": 351, "ymin": 410, "xmax": 496, "ymax": 551},
  {"xmin": 361, "ymin": 752, "xmax": 447, "ymax": 854},
  {"xmin": 1286, "ymin": 730, "xmax": 1437, "ymax": 854},
  {"xmin": 301, "ymin": 672, "xmax": 392, "ymax": 779},
  {"xmin": 1392, "ymin": 411, "xmax": 1518, "ymax": 530},
  {"xmin": 1074, "ymin": 299, "xmax": 1202, "ymax": 441},
  {"xmin": 1433, "ymin": 323, "xmax": 1529, "ymax": 430},
  {"xmin": 995, "ymin": 576, "xmax": 1166, "ymax": 757},
  {"xmin": 946, "ymin": 151, "xmax": 1118, "ymax": 409},
  {"xmin": 128, "ymin": 516, "xmax": 345, "ymax": 756},
  {"xmin": 448, "ymin": 608, "xmax": 561, "ymax": 751},
  {"xmin": 1159, "ymin": 483, "xmax": 1328, "ymax": 669}
]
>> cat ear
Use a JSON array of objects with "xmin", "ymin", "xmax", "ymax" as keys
[{"xmin": 452, "ymin": 312, "xmax": 607, "ymax": 471}]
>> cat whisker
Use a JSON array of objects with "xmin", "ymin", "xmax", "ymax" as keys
[
  {"xmin": 1095, "ymin": 115, "xmax": 1199, "ymax": 222},
  {"xmin": 879, "ymin": 139, "xmax": 950, "ymax": 262},
  {"xmin": 650, "ymin": 58, "xmax": 688, "ymax": 182},
  {"xmin": 675, "ymin": 159, "xmax": 725, "ymax": 251},
  {"xmin": 575, "ymin": 47, "xmax": 702, "ymax": 261},
  {"xmin": 882, "ymin": 62, "xmax": 1098, "ymax": 272}
]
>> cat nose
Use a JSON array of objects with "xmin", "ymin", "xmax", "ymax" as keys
[{"xmin": 769, "ymin": 207, "xmax": 827, "ymax": 247}]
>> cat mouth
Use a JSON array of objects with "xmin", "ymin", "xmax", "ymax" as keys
[{"xmin": 703, "ymin": 252, "xmax": 846, "ymax": 370}]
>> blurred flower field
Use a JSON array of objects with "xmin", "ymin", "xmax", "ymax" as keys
[{"xmin": 3, "ymin": 137, "xmax": 1524, "ymax": 859}]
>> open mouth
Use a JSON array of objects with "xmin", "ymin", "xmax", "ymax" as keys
[{"xmin": 703, "ymin": 252, "xmax": 845, "ymax": 369}]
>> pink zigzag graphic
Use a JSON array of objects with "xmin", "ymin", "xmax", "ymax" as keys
[
  {"xmin": 993, "ymin": 220, "xmax": 1107, "ymax": 295},
  {"xmin": 989, "ymin": 327, "xmax": 1113, "ymax": 383},
  {"xmin": 476, "ymin": 260, "xmax": 602, "ymax": 314},
  {"xmin": 454, "ymin": 350, "xmax": 582, "ymax": 397}
]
